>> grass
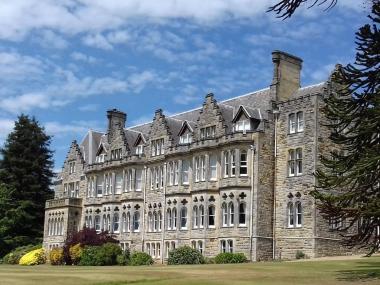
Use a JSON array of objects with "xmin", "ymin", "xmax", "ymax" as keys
[{"xmin": 0, "ymin": 256, "xmax": 379, "ymax": 285}]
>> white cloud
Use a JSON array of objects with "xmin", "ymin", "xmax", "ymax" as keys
[
  {"xmin": 0, "ymin": 118, "xmax": 14, "ymax": 145},
  {"xmin": 173, "ymin": 84, "xmax": 200, "ymax": 105},
  {"xmin": 45, "ymin": 120, "xmax": 102, "ymax": 137},
  {"xmin": 309, "ymin": 63, "xmax": 335, "ymax": 82},
  {"xmin": 129, "ymin": 115, "xmax": 152, "ymax": 127},
  {"xmin": 36, "ymin": 30, "xmax": 68, "ymax": 49},
  {"xmin": 0, "ymin": 0, "xmax": 361, "ymax": 42},
  {"xmin": 83, "ymin": 33, "xmax": 113, "ymax": 50},
  {"xmin": 70, "ymin": 51, "xmax": 97, "ymax": 63},
  {"xmin": 78, "ymin": 104, "xmax": 99, "ymax": 112}
]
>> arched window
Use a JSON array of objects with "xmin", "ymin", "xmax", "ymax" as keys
[
  {"xmin": 220, "ymin": 240, "xmax": 226, "ymax": 253},
  {"xmin": 191, "ymin": 240, "xmax": 196, "ymax": 249},
  {"xmin": 84, "ymin": 216, "xmax": 88, "ymax": 228},
  {"xmin": 122, "ymin": 213, "xmax": 126, "ymax": 233},
  {"xmin": 172, "ymin": 208, "xmax": 177, "ymax": 230},
  {"xmin": 158, "ymin": 211, "xmax": 162, "ymax": 231},
  {"xmin": 126, "ymin": 212, "xmax": 131, "ymax": 232},
  {"xmin": 193, "ymin": 206, "xmax": 199, "ymax": 229},
  {"xmin": 165, "ymin": 241, "xmax": 170, "ymax": 258},
  {"xmin": 157, "ymin": 242, "xmax": 161, "ymax": 258},
  {"xmin": 180, "ymin": 207, "xmax": 187, "ymax": 229},
  {"xmin": 47, "ymin": 219, "xmax": 51, "ymax": 236},
  {"xmin": 228, "ymin": 202, "xmax": 234, "ymax": 226},
  {"xmin": 152, "ymin": 243, "xmax": 156, "ymax": 258},
  {"xmin": 227, "ymin": 240, "xmax": 233, "ymax": 253},
  {"xmin": 199, "ymin": 205, "xmax": 205, "ymax": 228},
  {"xmin": 53, "ymin": 218, "xmax": 57, "ymax": 235},
  {"xmin": 208, "ymin": 205, "xmax": 215, "ymax": 228},
  {"xmin": 295, "ymin": 202, "xmax": 302, "ymax": 227},
  {"xmin": 113, "ymin": 213, "xmax": 120, "ymax": 233},
  {"xmin": 198, "ymin": 241, "xmax": 203, "ymax": 254},
  {"xmin": 288, "ymin": 203, "xmax": 294, "ymax": 227},
  {"xmin": 60, "ymin": 218, "xmax": 64, "ymax": 235},
  {"xmin": 239, "ymin": 202, "xmax": 246, "ymax": 226},
  {"xmin": 89, "ymin": 216, "xmax": 93, "ymax": 228},
  {"xmin": 133, "ymin": 211, "xmax": 140, "ymax": 232},
  {"xmin": 146, "ymin": 243, "xmax": 151, "ymax": 255},
  {"xmin": 154, "ymin": 212, "xmax": 158, "ymax": 232},
  {"xmin": 107, "ymin": 215, "xmax": 111, "ymax": 232},
  {"xmin": 222, "ymin": 203, "xmax": 228, "ymax": 227},
  {"xmin": 167, "ymin": 208, "xmax": 172, "ymax": 230},
  {"xmin": 95, "ymin": 215, "xmax": 101, "ymax": 232},
  {"xmin": 102, "ymin": 215, "xmax": 107, "ymax": 231},
  {"xmin": 171, "ymin": 241, "xmax": 176, "ymax": 250},
  {"xmin": 148, "ymin": 212, "xmax": 153, "ymax": 232}
]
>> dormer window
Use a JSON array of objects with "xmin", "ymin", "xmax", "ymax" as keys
[
  {"xmin": 136, "ymin": 144, "xmax": 144, "ymax": 155},
  {"xmin": 69, "ymin": 161, "xmax": 76, "ymax": 174},
  {"xmin": 234, "ymin": 119, "xmax": 251, "ymax": 132},
  {"xmin": 151, "ymin": 138, "xmax": 164, "ymax": 157},
  {"xmin": 179, "ymin": 133, "xmax": 192, "ymax": 144},
  {"xmin": 96, "ymin": 154, "xmax": 105, "ymax": 163},
  {"xmin": 110, "ymin": 148, "xmax": 122, "ymax": 160},
  {"xmin": 200, "ymin": 125, "xmax": 216, "ymax": 140}
]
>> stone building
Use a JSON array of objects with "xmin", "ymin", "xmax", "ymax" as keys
[{"xmin": 43, "ymin": 50, "xmax": 353, "ymax": 261}]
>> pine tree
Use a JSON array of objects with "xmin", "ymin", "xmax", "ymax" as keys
[
  {"xmin": 313, "ymin": 1, "xmax": 380, "ymax": 255},
  {"xmin": 0, "ymin": 115, "xmax": 54, "ymax": 256},
  {"xmin": 269, "ymin": 0, "xmax": 380, "ymax": 253}
]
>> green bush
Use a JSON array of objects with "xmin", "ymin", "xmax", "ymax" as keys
[
  {"xmin": 168, "ymin": 246, "xmax": 205, "ymax": 265},
  {"xmin": 3, "ymin": 244, "xmax": 41, "ymax": 265},
  {"xmin": 116, "ymin": 248, "xmax": 130, "ymax": 266},
  {"xmin": 79, "ymin": 243, "xmax": 122, "ymax": 266},
  {"xmin": 214, "ymin": 252, "xmax": 247, "ymax": 264},
  {"xmin": 295, "ymin": 250, "xmax": 306, "ymax": 259},
  {"xmin": 79, "ymin": 246, "xmax": 101, "ymax": 266},
  {"xmin": 204, "ymin": 257, "xmax": 215, "ymax": 264},
  {"xmin": 129, "ymin": 251, "xmax": 153, "ymax": 266}
]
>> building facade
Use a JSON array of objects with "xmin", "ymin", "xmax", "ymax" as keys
[{"xmin": 43, "ymin": 50, "xmax": 353, "ymax": 261}]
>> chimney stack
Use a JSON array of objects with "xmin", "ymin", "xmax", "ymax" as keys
[
  {"xmin": 271, "ymin": 50, "xmax": 303, "ymax": 102},
  {"xmin": 107, "ymin": 109, "xmax": 126, "ymax": 141}
]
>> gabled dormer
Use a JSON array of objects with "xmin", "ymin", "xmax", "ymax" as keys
[
  {"xmin": 194, "ymin": 93, "xmax": 230, "ymax": 141},
  {"xmin": 148, "ymin": 109, "xmax": 172, "ymax": 157},
  {"xmin": 95, "ymin": 142, "xmax": 107, "ymax": 163},
  {"xmin": 178, "ymin": 121, "xmax": 194, "ymax": 145},
  {"xmin": 134, "ymin": 133, "xmax": 146, "ymax": 155},
  {"xmin": 232, "ymin": 105, "xmax": 261, "ymax": 133}
]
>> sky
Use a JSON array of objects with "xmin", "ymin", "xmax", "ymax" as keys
[{"xmin": 0, "ymin": 0, "xmax": 369, "ymax": 171}]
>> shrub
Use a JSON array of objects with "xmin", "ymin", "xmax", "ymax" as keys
[
  {"xmin": 3, "ymin": 244, "xmax": 41, "ymax": 265},
  {"xmin": 168, "ymin": 246, "xmax": 204, "ymax": 265},
  {"xmin": 69, "ymin": 244, "xmax": 83, "ymax": 265},
  {"xmin": 79, "ymin": 246, "xmax": 101, "ymax": 266},
  {"xmin": 116, "ymin": 248, "xmax": 130, "ymax": 266},
  {"xmin": 79, "ymin": 243, "xmax": 122, "ymax": 266},
  {"xmin": 204, "ymin": 257, "xmax": 215, "ymax": 264},
  {"xmin": 214, "ymin": 252, "xmax": 247, "ymax": 264},
  {"xmin": 129, "ymin": 251, "xmax": 153, "ymax": 266},
  {"xmin": 63, "ymin": 227, "xmax": 118, "ymax": 265},
  {"xmin": 49, "ymin": 248, "xmax": 64, "ymax": 265},
  {"xmin": 19, "ymin": 248, "xmax": 46, "ymax": 266},
  {"xmin": 295, "ymin": 250, "xmax": 306, "ymax": 259}
]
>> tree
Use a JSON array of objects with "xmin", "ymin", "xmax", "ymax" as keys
[
  {"xmin": 269, "ymin": 0, "xmax": 380, "ymax": 254},
  {"xmin": 268, "ymin": 0, "xmax": 338, "ymax": 19},
  {"xmin": 0, "ymin": 115, "xmax": 54, "ymax": 257}
]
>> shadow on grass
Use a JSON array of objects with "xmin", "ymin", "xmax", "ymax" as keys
[{"xmin": 337, "ymin": 261, "xmax": 380, "ymax": 282}]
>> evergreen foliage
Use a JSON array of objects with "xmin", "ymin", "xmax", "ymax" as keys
[
  {"xmin": 313, "ymin": 1, "xmax": 380, "ymax": 255},
  {"xmin": 79, "ymin": 243, "xmax": 122, "ymax": 266},
  {"xmin": 129, "ymin": 252, "xmax": 153, "ymax": 266},
  {"xmin": 167, "ymin": 246, "xmax": 205, "ymax": 265},
  {"xmin": 214, "ymin": 252, "xmax": 247, "ymax": 264},
  {"xmin": 0, "ymin": 115, "xmax": 54, "ymax": 257},
  {"xmin": 269, "ymin": 0, "xmax": 380, "ymax": 254}
]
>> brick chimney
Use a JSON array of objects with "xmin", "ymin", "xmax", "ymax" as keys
[
  {"xmin": 271, "ymin": 50, "xmax": 303, "ymax": 102},
  {"xmin": 107, "ymin": 109, "xmax": 126, "ymax": 142}
]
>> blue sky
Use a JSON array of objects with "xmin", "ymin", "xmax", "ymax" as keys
[{"xmin": 0, "ymin": 0, "xmax": 368, "ymax": 171}]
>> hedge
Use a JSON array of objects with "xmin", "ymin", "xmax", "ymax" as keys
[
  {"xmin": 168, "ymin": 246, "xmax": 204, "ymax": 265},
  {"xmin": 3, "ymin": 244, "xmax": 41, "ymax": 265},
  {"xmin": 129, "ymin": 252, "xmax": 153, "ymax": 266},
  {"xmin": 214, "ymin": 252, "xmax": 247, "ymax": 264}
]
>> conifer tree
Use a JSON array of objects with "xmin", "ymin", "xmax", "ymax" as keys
[
  {"xmin": 269, "ymin": 0, "xmax": 380, "ymax": 253},
  {"xmin": 0, "ymin": 115, "xmax": 54, "ymax": 256}
]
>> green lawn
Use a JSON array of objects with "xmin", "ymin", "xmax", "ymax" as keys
[{"xmin": 1, "ymin": 256, "xmax": 379, "ymax": 285}]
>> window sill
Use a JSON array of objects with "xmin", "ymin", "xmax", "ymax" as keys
[{"xmin": 238, "ymin": 224, "xmax": 247, "ymax": 228}]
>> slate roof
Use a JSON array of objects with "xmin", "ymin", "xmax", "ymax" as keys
[{"xmin": 77, "ymin": 82, "xmax": 326, "ymax": 164}]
